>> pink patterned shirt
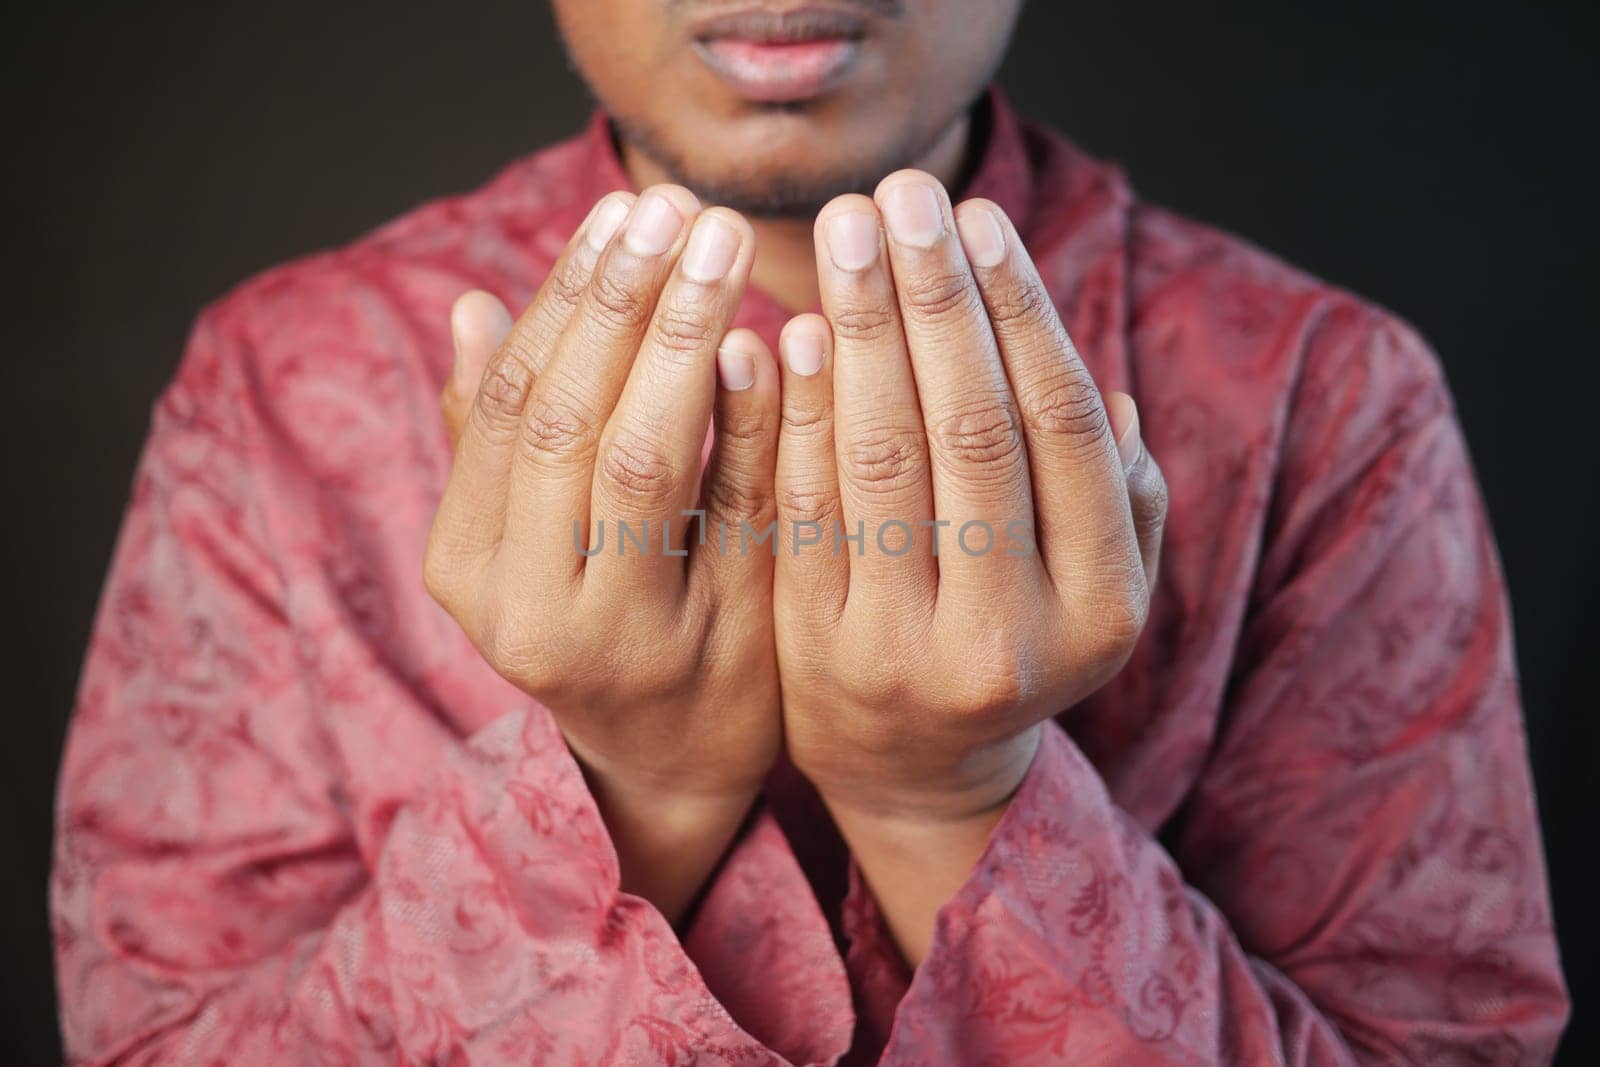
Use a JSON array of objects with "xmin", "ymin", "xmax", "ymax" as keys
[{"xmin": 53, "ymin": 91, "xmax": 1569, "ymax": 1064}]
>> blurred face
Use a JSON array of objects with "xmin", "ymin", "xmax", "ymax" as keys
[{"xmin": 551, "ymin": 0, "xmax": 1025, "ymax": 217}]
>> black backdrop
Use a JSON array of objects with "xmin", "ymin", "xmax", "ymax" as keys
[{"xmin": 5, "ymin": 2, "xmax": 1595, "ymax": 1062}]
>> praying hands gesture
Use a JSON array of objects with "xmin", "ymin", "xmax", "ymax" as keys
[
  {"xmin": 435, "ymin": 171, "xmax": 1167, "ymax": 959},
  {"xmin": 428, "ymin": 184, "xmax": 786, "ymax": 923}
]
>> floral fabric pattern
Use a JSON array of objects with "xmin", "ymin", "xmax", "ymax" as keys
[{"xmin": 52, "ymin": 91, "xmax": 1568, "ymax": 1064}]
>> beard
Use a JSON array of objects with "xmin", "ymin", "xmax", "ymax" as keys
[{"xmin": 607, "ymin": 103, "xmax": 977, "ymax": 220}]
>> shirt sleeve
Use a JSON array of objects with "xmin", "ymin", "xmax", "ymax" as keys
[
  {"xmin": 49, "ymin": 312, "xmax": 801, "ymax": 1066},
  {"xmin": 852, "ymin": 306, "xmax": 1570, "ymax": 1064}
]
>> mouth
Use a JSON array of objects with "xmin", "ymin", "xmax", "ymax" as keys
[{"xmin": 690, "ymin": 5, "xmax": 870, "ymax": 104}]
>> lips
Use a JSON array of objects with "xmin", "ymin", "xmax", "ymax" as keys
[{"xmin": 691, "ymin": 6, "xmax": 870, "ymax": 104}]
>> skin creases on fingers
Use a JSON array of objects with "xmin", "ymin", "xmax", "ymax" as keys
[
  {"xmin": 873, "ymin": 171, "xmax": 1036, "ymax": 593},
  {"xmin": 439, "ymin": 190, "xmax": 635, "ymax": 458},
  {"xmin": 473, "ymin": 194, "xmax": 635, "ymax": 416},
  {"xmin": 813, "ymin": 194, "xmax": 938, "ymax": 606},
  {"xmin": 691, "ymin": 327, "xmax": 781, "ymax": 598},
  {"xmin": 584, "ymin": 204, "xmax": 761, "ymax": 596},
  {"xmin": 950, "ymin": 197, "xmax": 1137, "ymax": 595},
  {"xmin": 773, "ymin": 313, "xmax": 849, "ymax": 618},
  {"xmin": 493, "ymin": 185, "xmax": 703, "ymax": 586}
]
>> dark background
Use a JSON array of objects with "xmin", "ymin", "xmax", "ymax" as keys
[{"xmin": 5, "ymin": 2, "xmax": 1595, "ymax": 1062}]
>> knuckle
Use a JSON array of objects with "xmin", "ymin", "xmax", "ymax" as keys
[
  {"xmin": 957, "ymin": 659, "xmax": 1026, "ymax": 720},
  {"xmin": 651, "ymin": 300, "xmax": 719, "ymax": 355},
  {"xmin": 1079, "ymin": 585, "xmax": 1148, "ymax": 668},
  {"xmin": 841, "ymin": 425, "xmax": 925, "ymax": 494},
  {"xmin": 482, "ymin": 608, "xmax": 543, "ymax": 686},
  {"xmin": 829, "ymin": 301, "xmax": 898, "ymax": 344},
  {"xmin": 901, "ymin": 269, "xmax": 980, "ymax": 319},
  {"xmin": 705, "ymin": 416, "xmax": 778, "ymax": 524},
  {"xmin": 929, "ymin": 398, "xmax": 1026, "ymax": 471},
  {"xmin": 781, "ymin": 395, "xmax": 833, "ymax": 437},
  {"xmin": 471, "ymin": 358, "xmax": 534, "ymax": 432},
  {"xmin": 1021, "ymin": 369, "xmax": 1110, "ymax": 449},
  {"xmin": 704, "ymin": 471, "xmax": 772, "ymax": 527},
  {"xmin": 776, "ymin": 481, "xmax": 839, "ymax": 527},
  {"xmin": 840, "ymin": 666, "xmax": 911, "ymax": 713},
  {"xmin": 518, "ymin": 386, "xmax": 598, "ymax": 461},
  {"xmin": 545, "ymin": 260, "xmax": 591, "ymax": 308},
  {"xmin": 421, "ymin": 540, "xmax": 458, "ymax": 611},
  {"xmin": 985, "ymin": 277, "xmax": 1053, "ymax": 329},
  {"xmin": 716, "ymin": 403, "xmax": 779, "ymax": 450},
  {"xmin": 598, "ymin": 433, "xmax": 683, "ymax": 509},
  {"xmin": 633, "ymin": 649, "xmax": 700, "ymax": 705},
  {"xmin": 586, "ymin": 269, "xmax": 653, "ymax": 331}
]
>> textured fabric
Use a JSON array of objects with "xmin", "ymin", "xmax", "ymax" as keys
[{"xmin": 52, "ymin": 90, "xmax": 1568, "ymax": 1064}]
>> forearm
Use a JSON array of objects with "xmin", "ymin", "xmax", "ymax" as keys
[{"xmin": 817, "ymin": 726, "xmax": 1042, "ymax": 966}]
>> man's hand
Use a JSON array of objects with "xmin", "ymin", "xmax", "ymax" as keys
[
  {"xmin": 771, "ymin": 171, "xmax": 1168, "ymax": 962},
  {"xmin": 428, "ymin": 186, "xmax": 783, "ymax": 924}
]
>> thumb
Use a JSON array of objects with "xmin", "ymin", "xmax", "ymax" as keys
[{"xmin": 443, "ymin": 289, "xmax": 514, "ymax": 448}]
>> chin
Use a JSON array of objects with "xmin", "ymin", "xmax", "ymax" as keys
[
  {"xmin": 679, "ymin": 164, "xmax": 879, "ymax": 219},
  {"xmin": 618, "ymin": 111, "xmax": 896, "ymax": 218}
]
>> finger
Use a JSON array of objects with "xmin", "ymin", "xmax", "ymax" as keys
[
  {"xmin": 432, "ymin": 193, "xmax": 634, "ymax": 566},
  {"xmin": 875, "ymin": 171, "xmax": 1037, "ymax": 592},
  {"xmin": 454, "ymin": 192, "xmax": 635, "ymax": 480},
  {"xmin": 587, "ymin": 207, "xmax": 756, "ymax": 596},
  {"xmin": 1105, "ymin": 392, "xmax": 1166, "ymax": 589},
  {"xmin": 443, "ymin": 289, "xmax": 514, "ymax": 449},
  {"xmin": 501, "ymin": 191, "xmax": 638, "ymax": 382},
  {"xmin": 815, "ymin": 195, "xmax": 937, "ymax": 609},
  {"xmin": 688, "ymin": 328, "xmax": 780, "ymax": 602},
  {"xmin": 502, "ymin": 185, "xmax": 702, "ymax": 584},
  {"xmin": 774, "ymin": 314, "xmax": 848, "ymax": 621},
  {"xmin": 953, "ymin": 198, "xmax": 1140, "ymax": 597}
]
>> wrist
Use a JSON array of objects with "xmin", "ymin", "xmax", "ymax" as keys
[
  {"xmin": 561, "ymin": 721, "xmax": 771, "ymax": 808},
  {"xmin": 826, "ymin": 792, "xmax": 1012, "ymax": 893},
  {"xmin": 804, "ymin": 724, "xmax": 1042, "ymax": 826},
  {"xmin": 820, "ymin": 730, "xmax": 1040, "ymax": 968},
  {"xmin": 583, "ymin": 763, "xmax": 761, "ymax": 837},
  {"xmin": 564, "ymin": 734, "xmax": 763, "ymax": 925}
]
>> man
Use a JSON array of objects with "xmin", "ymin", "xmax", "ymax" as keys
[{"xmin": 51, "ymin": 0, "xmax": 1568, "ymax": 1062}]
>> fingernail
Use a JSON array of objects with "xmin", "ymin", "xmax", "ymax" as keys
[
  {"xmin": 717, "ymin": 346, "xmax": 756, "ymax": 391},
  {"xmin": 682, "ymin": 214, "xmax": 740, "ymax": 283},
  {"xmin": 881, "ymin": 182, "xmax": 944, "ymax": 248},
  {"xmin": 826, "ymin": 212, "xmax": 881, "ymax": 272},
  {"xmin": 586, "ymin": 197, "xmax": 630, "ymax": 252},
  {"xmin": 957, "ymin": 206, "xmax": 1007, "ymax": 268},
  {"xmin": 1116, "ymin": 401, "xmax": 1143, "ymax": 471},
  {"xmin": 624, "ymin": 192, "xmax": 684, "ymax": 256},
  {"xmin": 783, "ymin": 330, "xmax": 826, "ymax": 377}
]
